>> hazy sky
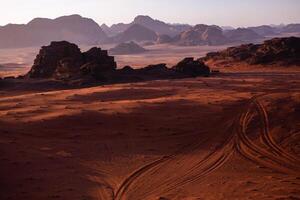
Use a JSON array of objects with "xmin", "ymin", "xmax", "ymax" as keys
[{"xmin": 1, "ymin": 0, "xmax": 300, "ymax": 27}]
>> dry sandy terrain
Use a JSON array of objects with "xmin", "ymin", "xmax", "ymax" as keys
[{"xmin": 0, "ymin": 69, "xmax": 299, "ymax": 199}]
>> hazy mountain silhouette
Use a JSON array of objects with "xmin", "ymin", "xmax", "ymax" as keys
[
  {"xmin": 1, "ymin": 14, "xmax": 300, "ymax": 48},
  {"xmin": 281, "ymin": 24, "xmax": 300, "ymax": 33},
  {"xmin": 174, "ymin": 24, "xmax": 228, "ymax": 46},
  {"xmin": 224, "ymin": 28, "xmax": 264, "ymax": 42},
  {"xmin": 247, "ymin": 25, "xmax": 277, "ymax": 36},
  {"xmin": 0, "ymin": 15, "xmax": 108, "ymax": 48},
  {"xmin": 103, "ymin": 15, "xmax": 191, "ymax": 37},
  {"xmin": 112, "ymin": 24, "xmax": 158, "ymax": 43},
  {"xmin": 109, "ymin": 41, "xmax": 147, "ymax": 55}
]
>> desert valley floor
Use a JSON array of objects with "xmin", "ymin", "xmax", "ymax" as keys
[{"xmin": 0, "ymin": 70, "xmax": 300, "ymax": 200}]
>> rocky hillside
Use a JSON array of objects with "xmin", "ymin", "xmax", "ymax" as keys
[
  {"xmin": 0, "ymin": 15, "xmax": 108, "ymax": 48},
  {"xmin": 202, "ymin": 37, "xmax": 300, "ymax": 65},
  {"xmin": 109, "ymin": 41, "xmax": 146, "ymax": 55}
]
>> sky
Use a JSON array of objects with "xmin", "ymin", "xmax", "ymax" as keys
[{"xmin": 0, "ymin": 0, "xmax": 300, "ymax": 27}]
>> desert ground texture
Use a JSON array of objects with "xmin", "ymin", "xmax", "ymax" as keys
[{"xmin": 0, "ymin": 67, "xmax": 299, "ymax": 199}]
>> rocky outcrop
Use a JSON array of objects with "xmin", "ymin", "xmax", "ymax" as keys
[
  {"xmin": 109, "ymin": 41, "xmax": 146, "ymax": 55},
  {"xmin": 172, "ymin": 58, "xmax": 210, "ymax": 77},
  {"xmin": 202, "ymin": 37, "xmax": 300, "ymax": 65},
  {"xmin": 174, "ymin": 24, "xmax": 228, "ymax": 46},
  {"xmin": 27, "ymin": 41, "xmax": 116, "ymax": 79},
  {"xmin": 25, "ymin": 41, "xmax": 210, "ymax": 84}
]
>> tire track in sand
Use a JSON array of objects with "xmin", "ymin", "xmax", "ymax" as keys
[{"xmin": 99, "ymin": 95, "xmax": 299, "ymax": 199}]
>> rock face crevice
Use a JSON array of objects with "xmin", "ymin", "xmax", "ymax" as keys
[{"xmin": 26, "ymin": 41, "xmax": 210, "ymax": 84}]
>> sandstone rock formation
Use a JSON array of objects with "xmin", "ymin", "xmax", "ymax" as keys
[
  {"xmin": 109, "ymin": 41, "xmax": 147, "ymax": 55},
  {"xmin": 27, "ymin": 41, "xmax": 116, "ymax": 79},
  {"xmin": 25, "ymin": 41, "xmax": 210, "ymax": 84},
  {"xmin": 202, "ymin": 37, "xmax": 300, "ymax": 65}
]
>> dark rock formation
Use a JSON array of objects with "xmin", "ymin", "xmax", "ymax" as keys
[
  {"xmin": 202, "ymin": 37, "xmax": 300, "ymax": 65},
  {"xmin": 174, "ymin": 24, "xmax": 228, "ymax": 46},
  {"xmin": 25, "ymin": 41, "xmax": 210, "ymax": 85},
  {"xmin": 27, "ymin": 41, "xmax": 116, "ymax": 79},
  {"xmin": 172, "ymin": 58, "xmax": 210, "ymax": 77},
  {"xmin": 113, "ymin": 24, "xmax": 158, "ymax": 43},
  {"xmin": 109, "ymin": 41, "xmax": 147, "ymax": 55}
]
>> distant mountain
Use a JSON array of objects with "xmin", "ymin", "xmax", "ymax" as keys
[
  {"xmin": 104, "ymin": 15, "xmax": 192, "ymax": 37},
  {"xmin": 0, "ymin": 15, "xmax": 108, "ymax": 48},
  {"xmin": 247, "ymin": 25, "xmax": 276, "ymax": 36},
  {"xmin": 174, "ymin": 24, "xmax": 228, "ymax": 46},
  {"xmin": 132, "ymin": 15, "xmax": 189, "ymax": 36},
  {"xmin": 157, "ymin": 34, "xmax": 174, "ymax": 44},
  {"xmin": 109, "ymin": 41, "xmax": 147, "ymax": 55},
  {"xmin": 281, "ymin": 24, "xmax": 300, "ymax": 33},
  {"xmin": 112, "ymin": 24, "xmax": 158, "ymax": 43},
  {"xmin": 224, "ymin": 28, "xmax": 264, "ymax": 42},
  {"xmin": 221, "ymin": 26, "xmax": 235, "ymax": 31},
  {"xmin": 105, "ymin": 23, "xmax": 131, "ymax": 37}
]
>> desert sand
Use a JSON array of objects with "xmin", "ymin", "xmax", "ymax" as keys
[{"xmin": 1, "ymin": 67, "xmax": 299, "ymax": 199}]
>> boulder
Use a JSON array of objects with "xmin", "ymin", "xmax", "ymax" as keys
[{"xmin": 172, "ymin": 57, "xmax": 210, "ymax": 77}]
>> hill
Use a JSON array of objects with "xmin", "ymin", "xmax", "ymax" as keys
[
  {"xmin": 224, "ymin": 28, "xmax": 264, "ymax": 42},
  {"xmin": 112, "ymin": 24, "xmax": 158, "ymax": 43},
  {"xmin": 247, "ymin": 25, "xmax": 277, "ymax": 36},
  {"xmin": 0, "ymin": 15, "xmax": 108, "ymax": 48},
  {"xmin": 174, "ymin": 24, "xmax": 228, "ymax": 46},
  {"xmin": 202, "ymin": 37, "xmax": 300, "ymax": 65},
  {"xmin": 109, "ymin": 41, "xmax": 147, "ymax": 55},
  {"xmin": 103, "ymin": 15, "xmax": 191, "ymax": 37}
]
